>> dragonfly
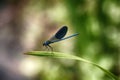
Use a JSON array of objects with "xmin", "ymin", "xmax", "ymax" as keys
[{"xmin": 43, "ymin": 26, "xmax": 79, "ymax": 51}]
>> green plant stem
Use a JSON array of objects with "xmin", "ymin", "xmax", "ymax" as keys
[{"xmin": 24, "ymin": 51, "xmax": 119, "ymax": 80}]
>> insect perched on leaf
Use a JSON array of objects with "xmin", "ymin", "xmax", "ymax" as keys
[{"xmin": 43, "ymin": 26, "xmax": 79, "ymax": 51}]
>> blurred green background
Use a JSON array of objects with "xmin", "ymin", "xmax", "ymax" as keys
[{"xmin": 0, "ymin": 0, "xmax": 119, "ymax": 80}]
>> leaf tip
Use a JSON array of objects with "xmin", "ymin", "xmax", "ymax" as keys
[{"xmin": 23, "ymin": 51, "xmax": 31, "ymax": 55}]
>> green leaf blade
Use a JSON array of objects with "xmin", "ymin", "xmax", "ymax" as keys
[{"xmin": 24, "ymin": 51, "xmax": 119, "ymax": 80}]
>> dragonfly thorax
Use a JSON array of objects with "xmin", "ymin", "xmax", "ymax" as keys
[{"xmin": 43, "ymin": 41, "xmax": 52, "ymax": 46}]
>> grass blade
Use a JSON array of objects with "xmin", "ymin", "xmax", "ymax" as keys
[{"xmin": 24, "ymin": 51, "xmax": 119, "ymax": 80}]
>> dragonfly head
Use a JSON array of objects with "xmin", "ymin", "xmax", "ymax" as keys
[{"xmin": 43, "ymin": 41, "xmax": 51, "ymax": 46}]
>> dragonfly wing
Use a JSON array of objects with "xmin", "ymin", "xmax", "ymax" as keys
[
  {"xmin": 55, "ymin": 26, "xmax": 68, "ymax": 39},
  {"xmin": 48, "ymin": 26, "xmax": 68, "ymax": 42},
  {"xmin": 48, "ymin": 36, "xmax": 59, "ymax": 42}
]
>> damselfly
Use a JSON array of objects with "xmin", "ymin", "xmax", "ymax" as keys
[{"xmin": 43, "ymin": 26, "xmax": 79, "ymax": 51}]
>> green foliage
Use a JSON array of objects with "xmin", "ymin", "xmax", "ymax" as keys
[
  {"xmin": 23, "ymin": 0, "xmax": 119, "ymax": 80},
  {"xmin": 25, "ymin": 51, "xmax": 119, "ymax": 80}
]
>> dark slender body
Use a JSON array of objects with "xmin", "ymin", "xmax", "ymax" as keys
[{"xmin": 43, "ymin": 26, "xmax": 79, "ymax": 51}]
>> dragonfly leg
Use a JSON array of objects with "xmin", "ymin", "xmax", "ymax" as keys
[
  {"xmin": 48, "ymin": 45, "xmax": 53, "ymax": 53},
  {"xmin": 44, "ymin": 45, "xmax": 49, "ymax": 51}
]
